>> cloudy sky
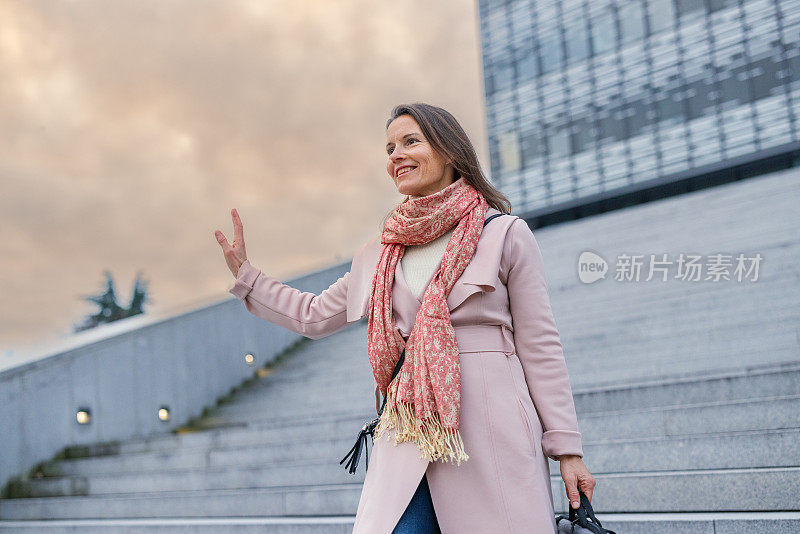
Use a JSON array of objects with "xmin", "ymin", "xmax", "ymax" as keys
[{"xmin": 0, "ymin": 0, "xmax": 489, "ymax": 362}]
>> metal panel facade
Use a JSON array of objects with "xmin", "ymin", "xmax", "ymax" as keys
[{"xmin": 478, "ymin": 0, "xmax": 799, "ymax": 217}]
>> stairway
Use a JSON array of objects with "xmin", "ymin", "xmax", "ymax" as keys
[
  {"xmin": 561, "ymin": 361, "xmax": 800, "ymax": 532},
  {"xmin": 0, "ymin": 323, "xmax": 375, "ymax": 533},
  {"xmin": 2, "ymin": 321, "xmax": 798, "ymax": 532},
  {"xmin": 1, "ymin": 168, "xmax": 799, "ymax": 532}
]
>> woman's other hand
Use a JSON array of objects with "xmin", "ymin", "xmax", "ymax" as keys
[
  {"xmin": 215, "ymin": 208, "xmax": 248, "ymax": 278},
  {"xmin": 559, "ymin": 455, "xmax": 596, "ymax": 509}
]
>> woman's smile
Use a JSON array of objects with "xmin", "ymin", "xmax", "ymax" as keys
[{"xmin": 397, "ymin": 166, "xmax": 417, "ymax": 178}]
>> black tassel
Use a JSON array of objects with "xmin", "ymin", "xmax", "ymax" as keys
[
  {"xmin": 340, "ymin": 418, "xmax": 379, "ymax": 474},
  {"xmin": 340, "ymin": 349, "xmax": 404, "ymax": 475}
]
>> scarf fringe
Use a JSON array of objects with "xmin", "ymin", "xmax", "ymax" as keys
[{"xmin": 374, "ymin": 379, "xmax": 469, "ymax": 466}]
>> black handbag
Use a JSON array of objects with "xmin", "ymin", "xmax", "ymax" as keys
[
  {"xmin": 555, "ymin": 490, "xmax": 616, "ymax": 534},
  {"xmin": 340, "ymin": 348, "xmax": 405, "ymax": 474},
  {"xmin": 340, "ymin": 212, "xmax": 506, "ymax": 475}
]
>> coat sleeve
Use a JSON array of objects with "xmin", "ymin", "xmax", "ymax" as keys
[
  {"xmin": 228, "ymin": 258, "xmax": 354, "ymax": 340},
  {"xmin": 504, "ymin": 218, "xmax": 584, "ymax": 461}
]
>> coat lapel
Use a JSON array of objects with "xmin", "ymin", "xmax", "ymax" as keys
[
  {"xmin": 346, "ymin": 207, "xmax": 517, "ymax": 322},
  {"xmin": 445, "ymin": 207, "xmax": 509, "ymax": 311}
]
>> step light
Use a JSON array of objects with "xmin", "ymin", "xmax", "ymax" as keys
[
  {"xmin": 245, "ymin": 353, "xmax": 255, "ymax": 365},
  {"xmin": 158, "ymin": 406, "xmax": 170, "ymax": 421},
  {"xmin": 76, "ymin": 408, "xmax": 91, "ymax": 424}
]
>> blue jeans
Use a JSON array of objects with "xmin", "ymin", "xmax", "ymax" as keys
[{"xmin": 392, "ymin": 473, "xmax": 441, "ymax": 534}]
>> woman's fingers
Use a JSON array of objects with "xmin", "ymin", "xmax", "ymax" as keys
[
  {"xmin": 232, "ymin": 208, "xmax": 244, "ymax": 244},
  {"xmin": 579, "ymin": 473, "xmax": 596, "ymax": 502},
  {"xmin": 215, "ymin": 229, "xmax": 230, "ymax": 250},
  {"xmin": 565, "ymin": 473, "xmax": 580, "ymax": 509},
  {"xmin": 217, "ymin": 210, "xmax": 247, "ymax": 278}
]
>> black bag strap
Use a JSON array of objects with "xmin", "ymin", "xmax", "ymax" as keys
[
  {"xmin": 377, "ymin": 349, "xmax": 405, "ymax": 417},
  {"xmin": 483, "ymin": 212, "xmax": 504, "ymax": 227},
  {"xmin": 564, "ymin": 490, "xmax": 616, "ymax": 534}
]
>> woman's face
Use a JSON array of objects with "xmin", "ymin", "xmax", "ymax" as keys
[{"xmin": 386, "ymin": 114, "xmax": 454, "ymax": 198}]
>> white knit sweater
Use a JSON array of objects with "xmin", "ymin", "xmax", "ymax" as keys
[{"xmin": 400, "ymin": 226, "xmax": 456, "ymax": 300}]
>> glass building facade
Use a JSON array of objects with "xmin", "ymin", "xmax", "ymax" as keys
[{"xmin": 478, "ymin": 0, "xmax": 800, "ymax": 220}]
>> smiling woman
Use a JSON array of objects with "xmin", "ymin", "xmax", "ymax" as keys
[
  {"xmin": 386, "ymin": 115, "xmax": 455, "ymax": 199},
  {"xmin": 217, "ymin": 102, "xmax": 595, "ymax": 534},
  {"xmin": 383, "ymin": 104, "xmax": 510, "ymax": 211}
]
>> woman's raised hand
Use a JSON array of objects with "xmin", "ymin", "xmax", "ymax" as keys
[{"xmin": 215, "ymin": 208, "xmax": 248, "ymax": 278}]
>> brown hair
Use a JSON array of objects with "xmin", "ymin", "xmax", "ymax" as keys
[{"xmin": 385, "ymin": 102, "xmax": 511, "ymax": 215}]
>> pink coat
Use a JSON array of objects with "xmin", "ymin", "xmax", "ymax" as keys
[{"xmin": 229, "ymin": 206, "xmax": 584, "ymax": 533}]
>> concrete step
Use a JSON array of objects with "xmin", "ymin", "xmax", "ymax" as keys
[
  {"xmin": 209, "ymin": 391, "xmax": 376, "ymax": 421},
  {"xmin": 231, "ymin": 361, "xmax": 372, "ymax": 384},
  {"xmin": 578, "ymin": 394, "xmax": 800, "ymax": 441},
  {"xmin": 593, "ymin": 512, "xmax": 800, "ymax": 534},
  {"xmin": 572, "ymin": 361, "xmax": 800, "ymax": 413},
  {"xmin": 211, "ymin": 390, "xmax": 375, "ymax": 419},
  {"xmin": 2, "ymin": 513, "xmax": 799, "ymax": 533},
  {"xmin": 22, "ymin": 458, "xmax": 366, "ymax": 497},
  {"xmin": 559, "ymin": 287, "xmax": 798, "ymax": 341},
  {"xmin": 568, "ymin": 333, "xmax": 798, "ymax": 378},
  {"xmin": 553, "ymin": 264, "xmax": 798, "ymax": 322},
  {"xmin": 570, "ymin": 326, "xmax": 798, "ymax": 375},
  {"xmin": 221, "ymin": 380, "xmax": 374, "ymax": 404},
  {"xmin": 44, "ymin": 436, "xmax": 359, "ymax": 477},
  {"xmin": 547, "ymin": 243, "xmax": 796, "ymax": 310},
  {"xmin": 557, "ymin": 427, "xmax": 800, "ymax": 474},
  {"xmin": 547, "ymin": 466, "xmax": 800, "ymax": 513},
  {"xmin": 0, "ymin": 517, "xmax": 355, "ymax": 533},
  {"xmin": 570, "ymin": 351, "xmax": 800, "ymax": 391},
  {"xmin": 61, "ymin": 412, "xmax": 374, "ymax": 459},
  {"xmin": 0, "ymin": 484, "xmax": 363, "ymax": 520}
]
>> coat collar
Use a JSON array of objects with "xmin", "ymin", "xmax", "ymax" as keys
[{"xmin": 346, "ymin": 206, "xmax": 519, "ymax": 322}]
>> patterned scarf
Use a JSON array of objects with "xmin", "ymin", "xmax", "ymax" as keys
[{"xmin": 368, "ymin": 176, "xmax": 488, "ymax": 465}]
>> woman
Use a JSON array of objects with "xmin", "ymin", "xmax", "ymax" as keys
[{"xmin": 215, "ymin": 103, "xmax": 596, "ymax": 533}]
